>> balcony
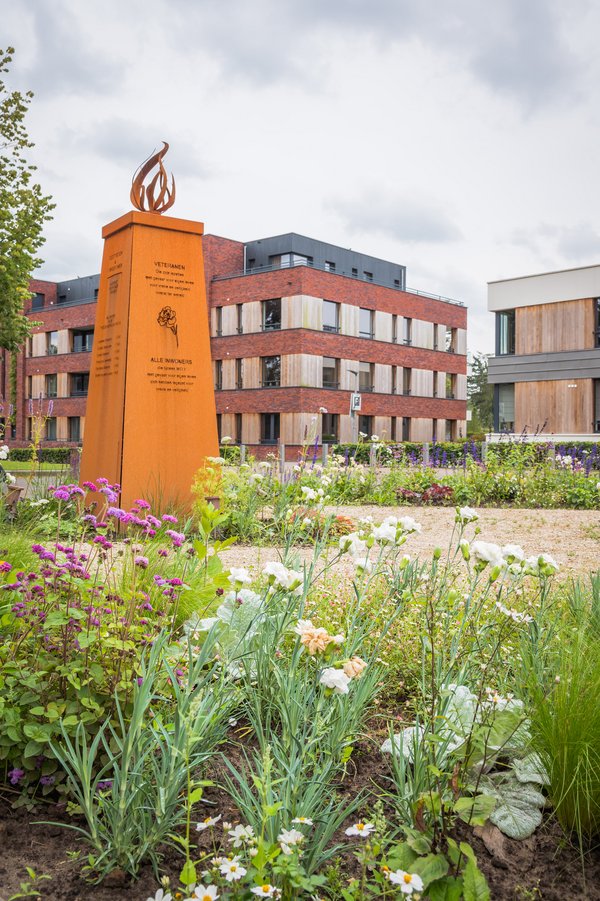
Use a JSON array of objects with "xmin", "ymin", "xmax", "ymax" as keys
[
  {"xmin": 260, "ymin": 380, "xmax": 281, "ymax": 388},
  {"xmin": 322, "ymin": 381, "xmax": 339, "ymax": 390}
]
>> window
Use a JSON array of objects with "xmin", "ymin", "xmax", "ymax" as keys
[
  {"xmin": 363, "ymin": 271, "xmax": 373, "ymax": 282},
  {"xmin": 446, "ymin": 373, "xmax": 456, "ymax": 399},
  {"xmin": 402, "ymin": 417, "xmax": 411, "ymax": 441},
  {"xmin": 323, "ymin": 300, "xmax": 340, "ymax": 333},
  {"xmin": 68, "ymin": 417, "xmax": 81, "ymax": 442},
  {"xmin": 217, "ymin": 413, "xmax": 222, "ymax": 442},
  {"xmin": 403, "ymin": 368, "xmax": 412, "ymax": 396},
  {"xmin": 432, "ymin": 419, "xmax": 439, "ymax": 442},
  {"xmin": 359, "ymin": 308, "xmax": 374, "ymax": 339},
  {"xmin": 70, "ymin": 372, "xmax": 89, "ymax": 396},
  {"xmin": 358, "ymin": 414, "xmax": 372, "ymax": 436},
  {"xmin": 446, "ymin": 327, "xmax": 458, "ymax": 353},
  {"xmin": 26, "ymin": 418, "xmax": 32, "ymax": 441},
  {"xmin": 497, "ymin": 311, "xmax": 515, "ymax": 355},
  {"xmin": 215, "ymin": 306, "xmax": 223, "ymax": 336},
  {"xmin": 262, "ymin": 355, "xmax": 281, "ymax": 387},
  {"xmin": 432, "ymin": 371, "xmax": 438, "ymax": 397},
  {"xmin": 322, "ymin": 413, "xmax": 339, "ymax": 443},
  {"xmin": 235, "ymin": 358, "xmax": 243, "ymax": 389},
  {"xmin": 322, "ymin": 356, "xmax": 339, "ymax": 389},
  {"xmin": 595, "ymin": 380, "xmax": 600, "ymax": 431},
  {"xmin": 394, "ymin": 279, "xmax": 400, "ymax": 288},
  {"xmin": 247, "ymin": 258, "xmax": 256, "ymax": 271},
  {"xmin": 279, "ymin": 253, "xmax": 311, "ymax": 268},
  {"xmin": 261, "ymin": 412, "xmax": 280, "ymax": 444},
  {"xmin": 445, "ymin": 420, "xmax": 454, "ymax": 441},
  {"xmin": 359, "ymin": 361, "xmax": 373, "ymax": 392},
  {"xmin": 45, "ymin": 374, "xmax": 57, "ymax": 398},
  {"xmin": 392, "ymin": 315, "xmax": 398, "ymax": 344},
  {"xmin": 45, "ymin": 417, "xmax": 57, "ymax": 441},
  {"xmin": 324, "ymin": 260, "xmax": 336, "ymax": 272},
  {"xmin": 391, "ymin": 417, "xmax": 397, "ymax": 441},
  {"xmin": 214, "ymin": 360, "xmax": 223, "ymax": 390},
  {"xmin": 262, "ymin": 298, "xmax": 281, "ymax": 331},
  {"xmin": 26, "ymin": 376, "xmax": 32, "ymax": 399},
  {"xmin": 46, "ymin": 331, "xmax": 58, "ymax": 355},
  {"xmin": 31, "ymin": 293, "xmax": 44, "ymax": 311},
  {"xmin": 235, "ymin": 413, "xmax": 243, "ymax": 444},
  {"xmin": 26, "ymin": 337, "xmax": 33, "ymax": 357},
  {"xmin": 497, "ymin": 383, "xmax": 515, "ymax": 431},
  {"xmin": 72, "ymin": 328, "xmax": 94, "ymax": 352},
  {"xmin": 351, "ymin": 267, "xmax": 358, "ymax": 277},
  {"xmin": 433, "ymin": 324, "xmax": 439, "ymax": 350},
  {"xmin": 391, "ymin": 366, "xmax": 397, "ymax": 394},
  {"xmin": 236, "ymin": 303, "xmax": 244, "ymax": 334},
  {"xmin": 403, "ymin": 318, "xmax": 412, "ymax": 345}
]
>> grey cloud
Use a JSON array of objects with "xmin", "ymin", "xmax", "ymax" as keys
[
  {"xmin": 329, "ymin": 191, "xmax": 462, "ymax": 244},
  {"xmin": 165, "ymin": 0, "xmax": 586, "ymax": 108},
  {"xmin": 507, "ymin": 222, "xmax": 600, "ymax": 262}
]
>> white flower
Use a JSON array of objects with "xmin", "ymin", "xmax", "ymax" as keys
[
  {"xmin": 251, "ymin": 885, "xmax": 278, "ymax": 897},
  {"xmin": 320, "ymin": 667, "xmax": 351, "ymax": 694},
  {"xmin": 471, "ymin": 540, "xmax": 503, "ymax": 569},
  {"xmin": 29, "ymin": 498, "xmax": 50, "ymax": 507},
  {"xmin": 372, "ymin": 522, "xmax": 397, "ymax": 544},
  {"xmin": 228, "ymin": 824, "xmax": 255, "ymax": 847},
  {"xmin": 221, "ymin": 436, "xmax": 232, "ymax": 444},
  {"xmin": 388, "ymin": 870, "xmax": 424, "ymax": 894},
  {"xmin": 339, "ymin": 532, "xmax": 367, "ymax": 557},
  {"xmin": 301, "ymin": 486, "xmax": 318, "ymax": 502},
  {"xmin": 345, "ymin": 822, "xmax": 375, "ymax": 838},
  {"xmin": 370, "ymin": 434, "xmax": 380, "ymax": 442},
  {"xmin": 353, "ymin": 557, "xmax": 373, "ymax": 574},
  {"xmin": 291, "ymin": 816, "xmax": 314, "ymax": 826},
  {"xmin": 250, "ymin": 473, "xmax": 264, "ymax": 482},
  {"xmin": 196, "ymin": 814, "xmax": 222, "ymax": 831},
  {"xmin": 263, "ymin": 561, "xmax": 303, "ymax": 593},
  {"xmin": 147, "ymin": 890, "xmax": 172, "ymax": 901},
  {"xmin": 495, "ymin": 601, "xmax": 533, "ymax": 624},
  {"xmin": 258, "ymin": 461, "xmax": 272, "ymax": 469},
  {"xmin": 502, "ymin": 544, "xmax": 525, "ymax": 563},
  {"xmin": 525, "ymin": 552, "xmax": 559, "ymax": 576},
  {"xmin": 318, "ymin": 406, "xmax": 328, "ymax": 414},
  {"xmin": 5, "ymin": 472, "xmax": 16, "ymax": 485},
  {"xmin": 0, "ymin": 444, "xmax": 8, "ymax": 460},
  {"xmin": 278, "ymin": 827, "xmax": 305, "ymax": 854},
  {"xmin": 220, "ymin": 857, "xmax": 247, "ymax": 881},
  {"xmin": 457, "ymin": 506, "xmax": 479, "ymax": 523},
  {"xmin": 358, "ymin": 431, "xmax": 367, "ymax": 438},
  {"xmin": 207, "ymin": 456, "xmax": 226, "ymax": 464},
  {"xmin": 398, "ymin": 516, "xmax": 422, "ymax": 534},
  {"xmin": 190, "ymin": 886, "xmax": 220, "ymax": 901},
  {"xmin": 228, "ymin": 567, "xmax": 252, "ymax": 586}
]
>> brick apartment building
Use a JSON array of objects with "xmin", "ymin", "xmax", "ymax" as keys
[
  {"xmin": 488, "ymin": 264, "xmax": 600, "ymax": 435},
  {"xmin": 1, "ymin": 232, "xmax": 467, "ymax": 456}
]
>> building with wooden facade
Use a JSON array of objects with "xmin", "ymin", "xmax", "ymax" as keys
[
  {"xmin": 1, "ymin": 232, "xmax": 468, "ymax": 456},
  {"xmin": 488, "ymin": 265, "xmax": 600, "ymax": 435}
]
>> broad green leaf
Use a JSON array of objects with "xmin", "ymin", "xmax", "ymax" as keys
[
  {"xmin": 463, "ymin": 858, "xmax": 490, "ymax": 901},
  {"xmin": 179, "ymin": 860, "xmax": 197, "ymax": 887},
  {"xmin": 454, "ymin": 793, "xmax": 496, "ymax": 826},
  {"xmin": 410, "ymin": 853, "xmax": 449, "ymax": 888}
]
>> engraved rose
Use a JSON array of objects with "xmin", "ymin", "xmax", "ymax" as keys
[{"xmin": 157, "ymin": 306, "xmax": 178, "ymax": 347}]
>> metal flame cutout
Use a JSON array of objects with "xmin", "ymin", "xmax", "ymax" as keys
[{"xmin": 130, "ymin": 142, "xmax": 176, "ymax": 214}]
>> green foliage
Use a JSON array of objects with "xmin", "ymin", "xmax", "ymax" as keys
[
  {"xmin": 8, "ymin": 447, "xmax": 72, "ymax": 463},
  {"xmin": 0, "ymin": 47, "xmax": 54, "ymax": 351},
  {"xmin": 468, "ymin": 353, "xmax": 494, "ymax": 432}
]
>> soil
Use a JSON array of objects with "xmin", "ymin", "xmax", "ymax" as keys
[{"xmin": 3, "ymin": 739, "xmax": 600, "ymax": 900}]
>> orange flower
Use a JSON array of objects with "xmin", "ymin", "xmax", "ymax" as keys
[{"xmin": 343, "ymin": 656, "xmax": 367, "ymax": 679}]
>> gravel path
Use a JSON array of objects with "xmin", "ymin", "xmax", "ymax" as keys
[{"xmin": 219, "ymin": 505, "xmax": 600, "ymax": 581}]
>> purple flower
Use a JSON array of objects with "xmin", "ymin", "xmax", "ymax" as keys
[
  {"xmin": 136, "ymin": 677, "xmax": 144, "ymax": 686},
  {"xmin": 8, "ymin": 767, "xmax": 25, "ymax": 785},
  {"xmin": 162, "ymin": 514, "xmax": 178, "ymax": 524},
  {"xmin": 53, "ymin": 487, "xmax": 70, "ymax": 501},
  {"xmin": 158, "ymin": 549, "xmax": 168, "ymax": 557},
  {"xmin": 96, "ymin": 478, "xmax": 109, "ymax": 486},
  {"xmin": 134, "ymin": 499, "xmax": 151, "ymax": 510},
  {"xmin": 0, "ymin": 562, "xmax": 11, "ymax": 573},
  {"xmin": 40, "ymin": 775, "xmax": 55, "ymax": 786},
  {"xmin": 97, "ymin": 780, "xmax": 113, "ymax": 791},
  {"xmin": 169, "ymin": 578, "xmax": 183, "ymax": 587},
  {"xmin": 82, "ymin": 481, "xmax": 97, "ymax": 491},
  {"xmin": 134, "ymin": 556, "xmax": 149, "ymax": 569}
]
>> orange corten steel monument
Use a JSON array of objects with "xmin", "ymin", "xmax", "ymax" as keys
[{"xmin": 79, "ymin": 144, "xmax": 219, "ymax": 510}]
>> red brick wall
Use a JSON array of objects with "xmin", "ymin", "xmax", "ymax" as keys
[
  {"xmin": 203, "ymin": 235, "xmax": 245, "ymax": 287},
  {"xmin": 211, "ymin": 329, "xmax": 466, "ymax": 374},
  {"xmin": 216, "ymin": 386, "xmax": 465, "ymax": 419},
  {"xmin": 210, "ymin": 268, "xmax": 467, "ymax": 328}
]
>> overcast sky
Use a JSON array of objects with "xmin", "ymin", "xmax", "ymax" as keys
[{"xmin": 5, "ymin": 0, "xmax": 600, "ymax": 354}]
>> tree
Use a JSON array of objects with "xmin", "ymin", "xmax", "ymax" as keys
[
  {"xmin": 467, "ymin": 352, "xmax": 494, "ymax": 432},
  {"xmin": 0, "ymin": 46, "xmax": 54, "ymax": 351}
]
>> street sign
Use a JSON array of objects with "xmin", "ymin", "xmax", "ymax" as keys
[{"xmin": 350, "ymin": 392, "xmax": 362, "ymax": 413}]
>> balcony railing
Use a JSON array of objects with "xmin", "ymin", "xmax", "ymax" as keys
[{"xmin": 322, "ymin": 380, "xmax": 339, "ymax": 390}]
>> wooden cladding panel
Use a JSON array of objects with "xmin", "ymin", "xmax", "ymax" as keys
[
  {"xmin": 411, "ymin": 418, "xmax": 432, "ymax": 441},
  {"xmin": 515, "ymin": 379, "xmax": 594, "ymax": 433},
  {"xmin": 515, "ymin": 299, "xmax": 595, "ymax": 354}
]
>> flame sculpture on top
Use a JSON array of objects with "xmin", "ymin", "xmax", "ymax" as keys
[{"xmin": 130, "ymin": 142, "xmax": 176, "ymax": 214}]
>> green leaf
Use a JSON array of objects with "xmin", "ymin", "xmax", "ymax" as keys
[
  {"xmin": 411, "ymin": 853, "xmax": 449, "ymax": 888},
  {"xmin": 188, "ymin": 787, "xmax": 205, "ymax": 805},
  {"xmin": 454, "ymin": 793, "xmax": 496, "ymax": 826},
  {"xmin": 23, "ymin": 739, "xmax": 43, "ymax": 758},
  {"xmin": 23, "ymin": 723, "xmax": 52, "ymax": 743},
  {"xmin": 463, "ymin": 858, "xmax": 490, "ymax": 901},
  {"xmin": 428, "ymin": 876, "xmax": 464, "ymax": 901},
  {"xmin": 179, "ymin": 860, "xmax": 197, "ymax": 887},
  {"xmin": 405, "ymin": 830, "xmax": 432, "ymax": 855}
]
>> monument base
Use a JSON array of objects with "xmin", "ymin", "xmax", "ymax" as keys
[{"xmin": 80, "ymin": 211, "xmax": 219, "ymax": 511}]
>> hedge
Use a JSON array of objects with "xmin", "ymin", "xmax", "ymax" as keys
[{"xmin": 8, "ymin": 447, "xmax": 73, "ymax": 464}]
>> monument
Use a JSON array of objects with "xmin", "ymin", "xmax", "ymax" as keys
[{"xmin": 79, "ymin": 143, "xmax": 219, "ymax": 510}]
